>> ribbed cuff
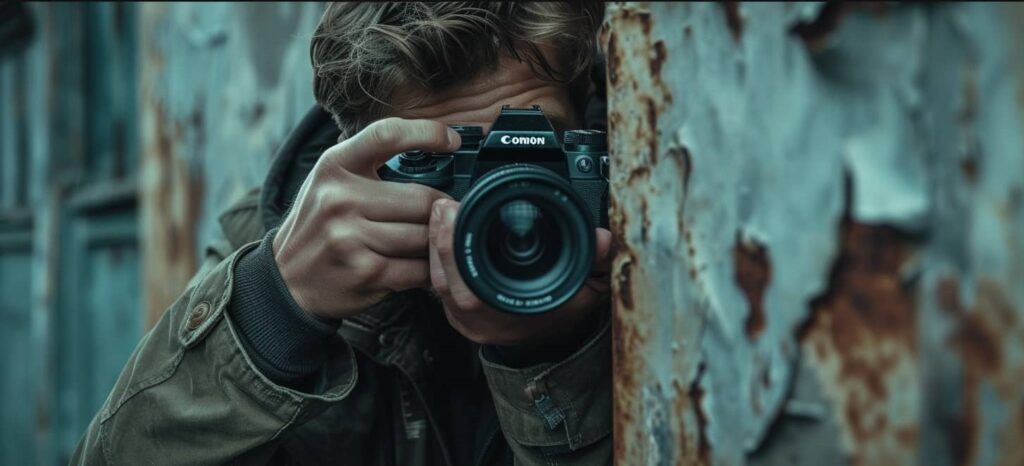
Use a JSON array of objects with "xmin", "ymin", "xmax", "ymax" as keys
[{"xmin": 229, "ymin": 229, "xmax": 342, "ymax": 386}]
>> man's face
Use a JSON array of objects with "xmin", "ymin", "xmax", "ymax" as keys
[{"xmin": 391, "ymin": 53, "xmax": 582, "ymax": 136}]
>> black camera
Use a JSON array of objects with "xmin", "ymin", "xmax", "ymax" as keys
[{"xmin": 379, "ymin": 105, "xmax": 609, "ymax": 314}]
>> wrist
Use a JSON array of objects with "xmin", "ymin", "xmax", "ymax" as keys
[{"xmin": 230, "ymin": 230, "xmax": 342, "ymax": 385}]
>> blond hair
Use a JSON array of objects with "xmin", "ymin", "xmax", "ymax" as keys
[{"xmin": 310, "ymin": 2, "xmax": 605, "ymax": 137}]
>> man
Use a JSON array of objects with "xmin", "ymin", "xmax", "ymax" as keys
[{"xmin": 72, "ymin": 3, "xmax": 611, "ymax": 465}]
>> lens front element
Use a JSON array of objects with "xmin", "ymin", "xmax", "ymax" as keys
[
  {"xmin": 454, "ymin": 164, "xmax": 594, "ymax": 314},
  {"xmin": 497, "ymin": 200, "xmax": 550, "ymax": 266}
]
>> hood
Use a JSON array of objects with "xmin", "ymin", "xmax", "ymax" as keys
[{"xmin": 259, "ymin": 106, "xmax": 341, "ymax": 232}]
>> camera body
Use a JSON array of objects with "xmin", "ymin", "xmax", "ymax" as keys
[
  {"xmin": 379, "ymin": 105, "xmax": 608, "ymax": 227},
  {"xmin": 379, "ymin": 105, "xmax": 608, "ymax": 314}
]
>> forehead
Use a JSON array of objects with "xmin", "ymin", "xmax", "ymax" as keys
[{"xmin": 390, "ymin": 54, "xmax": 578, "ymax": 134}]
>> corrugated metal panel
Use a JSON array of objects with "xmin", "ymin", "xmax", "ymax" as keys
[{"xmin": 606, "ymin": 2, "xmax": 1024, "ymax": 465}]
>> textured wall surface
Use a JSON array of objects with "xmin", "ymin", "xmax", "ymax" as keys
[
  {"xmin": 0, "ymin": 4, "xmax": 322, "ymax": 464},
  {"xmin": 605, "ymin": 2, "xmax": 1024, "ymax": 465},
  {"xmin": 138, "ymin": 2, "xmax": 322, "ymax": 325}
]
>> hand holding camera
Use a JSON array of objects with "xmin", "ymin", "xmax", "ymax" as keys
[
  {"xmin": 272, "ymin": 117, "xmax": 461, "ymax": 319},
  {"xmin": 274, "ymin": 105, "xmax": 611, "ymax": 348},
  {"xmin": 383, "ymin": 105, "xmax": 612, "ymax": 347}
]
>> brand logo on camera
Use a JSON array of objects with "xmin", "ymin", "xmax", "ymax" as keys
[{"xmin": 500, "ymin": 135, "xmax": 546, "ymax": 145}]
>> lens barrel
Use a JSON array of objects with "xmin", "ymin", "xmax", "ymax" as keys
[{"xmin": 453, "ymin": 164, "xmax": 595, "ymax": 314}]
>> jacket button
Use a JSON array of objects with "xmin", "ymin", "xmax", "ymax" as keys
[
  {"xmin": 187, "ymin": 302, "xmax": 211, "ymax": 331},
  {"xmin": 524, "ymin": 382, "xmax": 540, "ymax": 401}
]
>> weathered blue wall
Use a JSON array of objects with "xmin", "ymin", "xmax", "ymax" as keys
[
  {"xmin": 136, "ymin": 2, "xmax": 323, "ymax": 327},
  {"xmin": 0, "ymin": 3, "xmax": 321, "ymax": 464},
  {"xmin": 606, "ymin": 2, "xmax": 1024, "ymax": 465},
  {"xmin": 3, "ymin": 2, "xmax": 1023, "ymax": 465}
]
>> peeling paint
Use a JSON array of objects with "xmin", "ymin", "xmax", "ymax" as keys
[
  {"xmin": 137, "ymin": 3, "xmax": 322, "ymax": 322},
  {"xmin": 734, "ymin": 234, "xmax": 771, "ymax": 340},
  {"xmin": 799, "ymin": 210, "xmax": 920, "ymax": 466},
  {"xmin": 721, "ymin": 2, "xmax": 743, "ymax": 43},
  {"xmin": 608, "ymin": 2, "xmax": 1024, "ymax": 465}
]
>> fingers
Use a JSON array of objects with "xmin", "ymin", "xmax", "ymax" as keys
[
  {"xmin": 378, "ymin": 256, "xmax": 432, "ymax": 291},
  {"xmin": 315, "ymin": 176, "xmax": 450, "ymax": 224},
  {"xmin": 429, "ymin": 199, "xmax": 482, "ymax": 310},
  {"xmin": 428, "ymin": 207, "xmax": 449, "ymax": 293},
  {"xmin": 324, "ymin": 118, "xmax": 461, "ymax": 176},
  {"xmin": 362, "ymin": 181, "xmax": 452, "ymax": 223},
  {"xmin": 358, "ymin": 221, "xmax": 430, "ymax": 258}
]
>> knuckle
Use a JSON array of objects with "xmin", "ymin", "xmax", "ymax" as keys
[
  {"xmin": 421, "ymin": 121, "xmax": 449, "ymax": 147},
  {"xmin": 435, "ymin": 228, "xmax": 454, "ymax": 257},
  {"xmin": 453, "ymin": 294, "xmax": 479, "ymax": 314},
  {"xmin": 353, "ymin": 253, "xmax": 385, "ymax": 285},
  {"xmin": 367, "ymin": 117, "xmax": 403, "ymax": 147},
  {"xmin": 432, "ymin": 278, "xmax": 450, "ymax": 296},
  {"xmin": 326, "ymin": 227, "xmax": 358, "ymax": 257},
  {"xmin": 321, "ymin": 188, "xmax": 358, "ymax": 217},
  {"xmin": 317, "ymin": 145, "xmax": 358, "ymax": 177},
  {"xmin": 311, "ymin": 185, "xmax": 333, "ymax": 209},
  {"xmin": 412, "ymin": 183, "xmax": 447, "ymax": 203}
]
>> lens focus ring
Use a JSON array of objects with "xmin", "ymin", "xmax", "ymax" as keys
[{"xmin": 452, "ymin": 164, "xmax": 595, "ymax": 314}]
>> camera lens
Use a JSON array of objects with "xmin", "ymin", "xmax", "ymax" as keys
[
  {"xmin": 497, "ymin": 200, "xmax": 546, "ymax": 266},
  {"xmin": 454, "ymin": 164, "xmax": 594, "ymax": 314}
]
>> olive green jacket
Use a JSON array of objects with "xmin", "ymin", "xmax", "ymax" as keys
[{"xmin": 69, "ymin": 107, "xmax": 612, "ymax": 466}]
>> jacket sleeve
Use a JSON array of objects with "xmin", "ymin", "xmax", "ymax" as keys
[
  {"xmin": 479, "ymin": 309, "xmax": 613, "ymax": 466},
  {"xmin": 69, "ymin": 237, "xmax": 360, "ymax": 466}
]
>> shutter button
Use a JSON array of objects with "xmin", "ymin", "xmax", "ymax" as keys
[
  {"xmin": 524, "ymin": 380, "xmax": 542, "ymax": 401},
  {"xmin": 187, "ymin": 302, "xmax": 211, "ymax": 331}
]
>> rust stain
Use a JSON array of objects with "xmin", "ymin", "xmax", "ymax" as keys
[
  {"xmin": 611, "ymin": 311, "xmax": 632, "ymax": 463},
  {"xmin": 651, "ymin": 40, "xmax": 667, "ymax": 78},
  {"xmin": 143, "ymin": 99, "xmax": 206, "ymax": 329},
  {"xmin": 735, "ymin": 233, "xmax": 772, "ymax": 339},
  {"xmin": 789, "ymin": 2, "xmax": 846, "ymax": 52},
  {"xmin": 639, "ymin": 196, "xmax": 650, "ymax": 243},
  {"xmin": 607, "ymin": 31, "xmax": 621, "ymax": 88},
  {"xmin": 687, "ymin": 362, "xmax": 711, "ymax": 464},
  {"xmin": 666, "ymin": 366, "xmax": 711, "ymax": 466},
  {"xmin": 607, "ymin": 4, "xmax": 701, "ymax": 464},
  {"xmin": 616, "ymin": 258, "xmax": 635, "ymax": 311},
  {"xmin": 959, "ymin": 68, "xmax": 979, "ymax": 124},
  {"xmin": 612, "ymin": 252, "xmax": 652, "ymax": 465},
  {"xmin": 937, "ymin": 276, "xmax": 1024, "ymax": 466},
  {"xmin": 683, "ymin": 225, "xmax": 698, "ymax": 280},
  {"xmin": 958, "ymin": 69, "xmax": 980, "ymax": 186},
  {"xmin": 627, "ymin": 165, "xmax": 651, "ymax": 184},
  {"xmin": 676, "ymin": 145, "xmax": 693, "ymax": 196},
  {"xmin": 644, "ymin": 97, "xmax": 660, "ymax": 165},
  {"xmin": 721, "ymin": 1, "xmax": 744, "ymax": 42},
  {"xmin": 960, "ymin": 156, "xmax": 979, "ymax": 184},
  {"xmin": 798, "ymin": 200, "xmax": 920, "ymax": 464}
]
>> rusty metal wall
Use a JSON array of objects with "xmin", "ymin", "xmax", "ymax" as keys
[
  {"xmin": 0, "ymin": 3, "xmax": 324, "ymax": 464},
  {"xmin": 137, "ymin": 2, "xmax": 323, "ymax": 326},
  {"xmin": 605, "ymin": 2, "xmax": 1024, "ymax": 466}
]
